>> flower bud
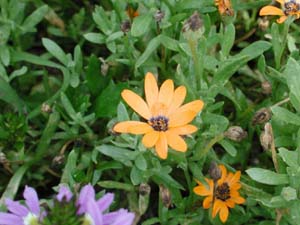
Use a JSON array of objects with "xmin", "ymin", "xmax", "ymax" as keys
[
  {"xmin": 41, "ymin": 103, "xmax": 52, "ymax": 113},
  {"xmin": 224, "ymin": 126, "xmax": 247, "ymax": 142},
  {"xmin": 260, "ymin": 122, "xmax": 273, "ymax": 151},
  {"xmin": 159, "ymin": 185, "xmax": 172, "ymax": 208},
  {"xmin": 252, "ymin": 107, "xmax": 271, "ymax": 125},
  {"xmin": 261, "ymin": 81, "xmax": 272, "ymax": 95},
  {"xmin": 139, "ymin": 183, "xmax": 151, "ymax": 196},
  {"xmin": 120, "ymin": 20, "xmax": 131, "ymax": 33},
  {"xmin": 209, "ymin": 161, "xmax": 222, "ymax": 182},
  {"xmin": 258, "ymin": 17, "xmax": 269, "ymax": 31},
  {"xmin": 154, "ymin": 10, "xmax": 165, "ymax": 23},
  {"xmin": 182, "ymin": 11, "xmax": 203, "ymax": 32}
]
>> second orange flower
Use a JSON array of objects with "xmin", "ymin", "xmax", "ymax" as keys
[{"xmin": 113, "ymin": 72, "xmax": 204, "ymax": 159}]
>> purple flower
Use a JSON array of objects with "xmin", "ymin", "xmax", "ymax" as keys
[
  {"xmin": 0, "ymin": 186, "xmax": 44, "ymax": 225},
  {"xmin": 77, "ymin": 184, "xmax": 135, "ymax": 225},
  {"xmin": 56, "ymin": 185, "xmax": 73, "ymax": 202}
]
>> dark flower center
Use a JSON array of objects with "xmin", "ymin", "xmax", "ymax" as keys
[
  {"xmin": 284, "ymin": 1, "xmax": 300, "ymax": 15},
  {"xmin": 149, "ymin": 116, "xmax": 169, "ymax": 131},
  {"xmin": 215, "ymin": 182, "xmax": 230, "ymax": 201}
]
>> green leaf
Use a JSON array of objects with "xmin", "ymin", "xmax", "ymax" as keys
[
  {"xmin": 84, "ymin": 33, "xmax": 106, "ymax": 44},
  {"xmin": 278, "ymin": 147, "xmax": 298, "ymax": 168},
  {"xmin": 246, "ymin": 168, "xmax": 289, "ymax": 185},
  {"xmin": 92, "ymin": 6, "xmax": 111, "ymax": 35},
  {"xmin": 42, "ymin": 38, "xmax": 68, "ymax": 65},
  {"xmin": 0, "ymin": 45, "xmax": 10, "ymax": 66},
  {"xmin": 219, "ymin": 139, "xmax": 237, "ymax": 157},
  {"xmin": 221, "ymin": 23, "xmax": 235, "ymax": 57},
  {"xmin": 238, "ymin": 41, "xmax": 271, "ymax": 59},
  {"xmin": 0, "ymin": 165, "xmax": 29, "ymax": 207},
  {"xmin": 131, "ymin": 13, "xmax": 152, "ymax": 37},
  {"xmin": 0, "ymin": 76, "xmax": 26, "ymax": 112},
  {"xmin": 22, "ymin": 5, "xmax": 49, "ymax": 32},
  {"xmin": 135, "ymin": 35, "xmax": 161, "ymax": 68},
  {"xmin": 135, "ymin": 154, "xmax": 147, "ymax": 171},
  {"xmin": 96, "ymin": 144, "xmax": 139, "ymax": 167},
  {"xmin": 60, "ymin": 149, "xmax": 79, "ymax": 186},
  {"xmin": 130, "ymin": 166, "xmax": 143, "ymax": 185},
  {"xmin": 98, "ymin": 181, "xmax": 134, "ymax": 191},
  {"xmin": 271, "ymin": 106, "xmax": 300, "ymax": 126},
  {"xmin": 284, "ymin": 57, "xmax": 300, "ymax": 112},
  {"xmin": 86, "ymin": 55, "xmax": 107, "ymax": 95},
  {"xmin": 95, "ymin": 81, "xmax": 127, "ymax": 118}
]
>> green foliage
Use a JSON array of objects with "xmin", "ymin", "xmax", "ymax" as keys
[{"xmin": 2, "ymin": 0, "xmax": 300, "ymax": 224}]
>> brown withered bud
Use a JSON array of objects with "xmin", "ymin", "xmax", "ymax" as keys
[
  {"xmin": 224, "ymin": 126, "xmax": 247, "ymax": 142},
  {"xmin": 260, "ymin": 122, "xmax": 274, "ymax": 151},
  {"xmin": 182, "ymin": 11, "xmax": 203, "ymax": 32},
  {"xmin": 159, "ymin": 185, "xmax": 172, "ymax": 208},
  {"xmin": 252, "ymin": 107, "xmax": 272, "ymax": 125},
  {"xmin": 41, "ymin": 103, "xmax": 52, "ymax": 113},
  {"xmin": 261, "ymin": 81, "xmax": 272, "ymax": 95},
  {"xmin": 258, "ymin": 17, "xmax": 269, "ymax": 31},
  {"xmin": 0, "ymin": 152, "xmax": 12, "ymax": 174},
  {"xmin": 120, "ymin": 20, "xmax": 131, "ymax": 33},
  {"xmin": 139, "ymin": 183, "xmax": 151, "ymax": 196},
  {"xmin": 209, "ymin": 161, "xmax": 222, "ymax": 182},
  {"xmin": 154, "ymin": 10, "xmax": 165, "ymax": 22},
  {"xmin": 99, "ymin": 57, "xmax": 109, "ymax": 76}
]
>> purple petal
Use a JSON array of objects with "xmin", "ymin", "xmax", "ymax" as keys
[
  {"xmin": 110, "ymin": 209, "xmax": 135, "ymax": 225},
  {"xmin": 23, "ymin": 186, "xmax": 40, "ymax": 215},
  {"xmin": 102, "ymin": 211, "xmax": 119, "ymax": 224},
  {"xmin": 97, "ymin": 193, "xmax": 114, "ymax": 212},
  {"xmin": 86, "ymin": 199, "xmax": 103, "ymax": 225},
  {"xmin": 0, "ymin": 212, "xmax": 23, "ymax": 225},
  {"xmin": 5, "ymin": 199, "xmax": 28, "ymax": 217},
  {"xmin": 77, "ymin": 184, "xmax": 95, "ymax": 214},
  {"xmin": 56, "ymin": 186, "xmax": 73, "ymax": 202}
]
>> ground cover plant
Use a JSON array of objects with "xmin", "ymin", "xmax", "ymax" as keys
[{"xmin": 1, "ymin": 0, "xmax": 300, "ymax": 224}]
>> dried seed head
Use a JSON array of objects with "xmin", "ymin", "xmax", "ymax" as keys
[
  {"xmin": 260, "ymin": 122, "xmax": 274, "ymax": 151},
  {"xmin": 159, "ymin": 185, "xmax": 172, "ymax": 208},
  {"xmin": 41, "ymin": 103, "xmax": 52, "ymax": 113},
  {"xmin": 209, "ymin": 161, "xmax": 222, "ymax": 182},
  {"xmin": 99, "ymin": 57, "xmax": 109, "ymax": 76},
  {"xmin": 52, "ymin": 155, "xmax": 65, "ymax": 166},
  {"xmin": 154, "ymin": 10, "xmax": 165, "ymax": 22},
  {"xmin": 252, "ymin": 107, "xmax": 272, "ymax": 125},
  {"xmin": 258, "ymin": 17, "xmax": 270, "ymax": 31},
  {"xmin": 224, "ymin": 126, "xmax": 247, "ymax": 142},
  {"xmin": 182, "ymin": 11, "xmax": 203, "ymax": 32},
  {"xmin": 261, "ymin": 81, "xmax": 272, "ymax": 95},
  {"xmin": 120, "ymin": 20, "xmax": 131, "ymax": 33},
  {"xmin": 139, "ymin": 183, "xmax": 151, "ymax": 196}
]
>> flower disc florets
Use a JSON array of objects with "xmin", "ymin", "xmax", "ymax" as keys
[{"xmin": 149, "ymin": 116, "xmax": 169, "ymax": 131}]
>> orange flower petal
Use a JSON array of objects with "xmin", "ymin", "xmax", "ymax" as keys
[
  {"xmin": 169, "ymin": 124, "xmax": 198, "ymax": 135},
  {"xmin": 142, "ymin": 130, "xmax": 159, "ymax": 148},
  {"xmin": 168, "ymin": 110, "xmax": 197, "ymax": 127},
  {"xmin": 167, "ymin": 86, "xmax": 186, "ymax": 115},
  {"xmin": 277, "ymin": 15, "xmax": 288, "ymax": 23},
  {"xmin": 193, "ymin": 180, "xmax": 213, "ymax": 196},
  {"xmin": 227, "ymin": 171, "xmax": 241, "ymax": 186},
  {"xmin": 259, "ymin": 6, "xmax": 284, "ymax": 16},
  {"xmin": 218, "ymin": 165, "xmax": 228, "ymax": 184},
  {"xmin": 145, "ymin": 72, "xmax": 159, "ymax": 110},
  {"xmin": 203, "ymin": 196, "xmax": 213, "ymax": 209},
  {"xmin": 219, "ymin": 204, "xmax": 229, "ymax": 223},
  {"xmin": 128, "ymin": 123, "xmax": 152, "ymax": 134},
  {"xmin": 231, "ymin": 196, "xmax": 246, "ymax": 204},
  {"xmin": 155, "ymin": 132, "xmax": 168, "ymax": 159},
  {"xmin": 212, "ymin": 199, "xmax": 223, "ymax": 218},
  {"xmin": 113, "ymin": 121, "xmax": 148, "ymax": 133},
  {"xmin": 173, "ymin": 100, "xmax": 204, "ymax": 114},
  {"xmin": 158, "ymin": 79, "xmax": 174, "ymax": 107},
  {"xmin": 225, "ymin": 199, "xmax": 235, "ymax": 208},
  {"xmin": 166, "ymin": 130, "xmax": 187, "ymax": 152},
  {"xmin": 121, "ymin": 90, "xmax": 151, "ymax": 120}
]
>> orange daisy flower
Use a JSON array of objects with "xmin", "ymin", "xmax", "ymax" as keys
[
  {"xmin": 193, "ymin": 165, "xmax": 245, "ymax": 223},
  {"xmin": 113, "ymin": 72, "xmax": 204, "ymax": 159},
  {"xmin": 259, "ymin": 0, "xmax": 300, "ymax": 23},
  {"xmin": 215, "ymin": 0, "xmax": 234, "ymax": 16}
]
